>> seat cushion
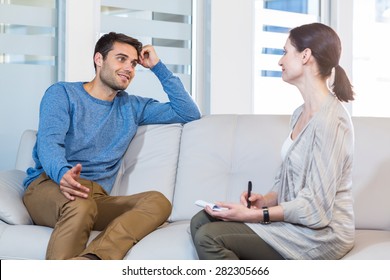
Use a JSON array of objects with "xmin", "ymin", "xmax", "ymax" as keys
[
  {"xmin": 342, "ymin": 230, "xmax": 390, "ymax": 259},
  {"xmin": 125, "ymin": 221, "xmax": 198, "ymax": 260},
  {"xmin": 0, "ymin": 223, "xmax": 50, "ymax": 259}
]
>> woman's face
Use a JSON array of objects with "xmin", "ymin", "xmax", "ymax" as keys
[{"xmin": 278, "ymin": 38, "xmax": 304, "ymax": 85}]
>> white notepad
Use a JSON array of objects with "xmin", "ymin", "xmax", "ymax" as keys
[{"xmin": 195, "ymin": 200, "xmax": 228, "ymax": 211}]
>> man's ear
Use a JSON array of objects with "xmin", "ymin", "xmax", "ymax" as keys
[{"xmin": 94, "ymin": 52, "xmax": 103, "ymax": 68}]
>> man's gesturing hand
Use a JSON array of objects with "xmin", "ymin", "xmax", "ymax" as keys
[{"xmin": 59, "ymin": 163, "xmax": 89, "ymax": 200}]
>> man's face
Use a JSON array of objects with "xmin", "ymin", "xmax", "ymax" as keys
[{"xmin": 97, "ymin": 42, "xmax": 138, "ymax": 91}]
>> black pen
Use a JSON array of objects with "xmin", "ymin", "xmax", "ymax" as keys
[{"xmin": 247, "ymin": 181, "xmax": 252, "ymax": 208}]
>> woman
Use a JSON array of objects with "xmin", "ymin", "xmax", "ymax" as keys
[{"xmin": 190, "ymin": 23, "xmax": 355, "ymax": 260}]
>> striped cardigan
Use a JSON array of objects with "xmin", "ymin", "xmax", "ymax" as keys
[{"xmin": 247, "ymin": 93, "xmax": 355, "ymax": 259}]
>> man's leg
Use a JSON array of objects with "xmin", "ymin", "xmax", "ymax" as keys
[
  {"xmin": 23, "ymin": 173, "xmax": 98, "ymax": 259},
  {"xmin": 80, "ymin": 190, "xmax": 172, "ymax": 260},
  {"xmin": 191, "ymin": 210, "xmax": 284, "ymax": 260}
]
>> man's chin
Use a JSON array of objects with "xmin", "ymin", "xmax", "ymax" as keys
[{"xmin": 114, "ymin": 82, "xmax": 129, "ymax": 91}]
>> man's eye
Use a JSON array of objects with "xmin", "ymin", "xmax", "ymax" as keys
[{"xmin": 131, "ymin": 61, "xmax": 138, "ymax": 68}]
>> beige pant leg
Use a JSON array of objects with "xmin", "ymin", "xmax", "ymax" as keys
[
  {"xmin": 23, "ymin": 173, "xmax": 98, "ymax": 259},
  {"xmin": 82, "ymin": 190, "xmax": 172, "ymax": 260}
]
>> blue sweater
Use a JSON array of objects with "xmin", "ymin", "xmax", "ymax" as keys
[{"xmin": 24, "ymin": 61, "xmax": 201, "ymax": 193}]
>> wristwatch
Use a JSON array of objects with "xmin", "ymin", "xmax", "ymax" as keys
[{"xmin": 261, "ymin": 206, "xmax": 271, "ymax": 224}]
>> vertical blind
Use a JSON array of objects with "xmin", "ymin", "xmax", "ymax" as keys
[
  {"xmin": 0, "ymin": 0, "xmax": 57, "ymax": 170},
  {"xmin": 100, "ymin": 0, "xmax": 193, "ymax": 101}
]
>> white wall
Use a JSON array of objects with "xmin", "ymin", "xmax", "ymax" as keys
[
  {"xmin": 60, "ymin": 0, "xmax": 99, "ymax": 82},
  {"xmin": 209, "ymin": 0, "xmax": 254, "ymax": 114}
]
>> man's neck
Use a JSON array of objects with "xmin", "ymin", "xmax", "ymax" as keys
[{"xmin": 83, "ymin": 79, "xmax": 118, "ymax": 102}]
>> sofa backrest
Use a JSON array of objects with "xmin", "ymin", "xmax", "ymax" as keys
[
  {"xmin": 171, "ymin": 115, "xmax": 390, "ymax": 231},
  {"xmin": 351, "ymin": 117, "xmax": 390, "ymax": 231},
  {"xmin": 110, "ymin": 123, "xmax": 183, "ymax": 204},
  {"xmin": 170, "ymin": 115, "xmax": 290, "ymax": 221},
  {"xmin": 15, "ymin": 129, "xmax": 36, "ymax": 172},
  {"xmin": 14, "ymin": 116, "xmax": 390, "ymax": 231}
]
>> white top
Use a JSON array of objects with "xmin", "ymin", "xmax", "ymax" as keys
[{"xmin": 281, "ymin": 132, "xmax": 293, "ymax": 160}]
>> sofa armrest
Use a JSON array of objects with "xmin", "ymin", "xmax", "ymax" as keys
[{"xmin": 0, "ymin": 170, "xmax": 33, "ymax": 225}]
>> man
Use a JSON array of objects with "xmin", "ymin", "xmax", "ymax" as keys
[{"xmin": 22, "ymin": 32, "xmax": 201, "ymax": 260}]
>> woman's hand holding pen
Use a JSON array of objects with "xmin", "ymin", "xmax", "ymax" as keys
[
  {"xmin": 240, "ymin": 192, "xmax": 267, "ymax": 209},
  {"xmin": 205, "ymin": 191, "xmax": 281, "ymax": 223}
]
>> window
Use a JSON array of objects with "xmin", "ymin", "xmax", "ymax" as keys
[
  {"xmin": 0, "ymin": 0, "xmax": 57, "ymax": 170},
  {"xmin": 253, "ymin": 0, "xmax": 321, "ymax": 114},
  {"xmin": 0, "ymin": 0, "xmax": 56, "ymax": 66},
  {"xmin": 352, "ymin": 0, "xmax": 390, "ymax": 117}
]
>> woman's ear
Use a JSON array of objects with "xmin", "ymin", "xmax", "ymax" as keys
[{"xmin": 302, "ymin": 48, "xmax": 312, "ymax": 64}]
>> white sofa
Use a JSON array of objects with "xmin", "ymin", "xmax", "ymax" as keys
[{"xmin": 1, "ymin": 115, "xmax": 389, "ymax": 260}]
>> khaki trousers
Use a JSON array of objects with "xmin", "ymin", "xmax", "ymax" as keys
[{"xmin": 23, "ymin": 173, "xmax": 171, "ymax": 260}]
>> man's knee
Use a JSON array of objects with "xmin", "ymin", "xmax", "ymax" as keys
[{"xmin": 143, "ymin": 191, "xmax": 172, "ymax": 220}]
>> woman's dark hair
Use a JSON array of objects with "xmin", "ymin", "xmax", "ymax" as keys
[
  {"xmin": 289, "ymin": 23, "xmax": 354, "ymax": 102},
  {"xmin": 93, "ymin": 32, "xmax": 143, "ymax": 71}
]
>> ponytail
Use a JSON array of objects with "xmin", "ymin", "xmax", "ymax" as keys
[{"xmin": 332, "ymin": 65, "xmax": 354, "ymax": 102}]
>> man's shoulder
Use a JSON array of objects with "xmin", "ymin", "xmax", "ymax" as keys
[
  {"xmin": 49, "ymin": 81, "xmax": 83, "ymax": 90},
  {"xmin": 45, "ymin": 81, "xmax": 84, "ymax": 96}
]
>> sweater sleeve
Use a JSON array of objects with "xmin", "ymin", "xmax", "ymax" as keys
[
  {"xmin": 137, "ymin": 60, "xmax": 201, "ymax": 125},
  {"xmin": 36, "ymin": 83, "xmax": 73, "ymax": 184}
]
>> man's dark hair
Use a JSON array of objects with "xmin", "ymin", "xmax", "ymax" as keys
[{"xmin": 93, "ymin": 32, "xmax": 143, "ymax": 71}]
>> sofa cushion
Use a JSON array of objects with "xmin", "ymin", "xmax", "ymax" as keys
[
  {"xmin": 342, "ymin": 230, "xmax": 390, "ymax": 259},
  {"xmin": 171, "ymin": 115, "xmax": 290, "ymax": 221},
  {"xmin": 124, "ymin": 221, "xmax": 198, "ymax": 260},
  {"xmin": 0, "ymin": 170, "xmax": 33, "ymax": 225},
  {"xmin": 0, "ymin": 223, "xmax": 50, "ymax": 259},
  {"xmin": 110, "ymin": 124, "xmax": 183, "ymax": 204}
]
